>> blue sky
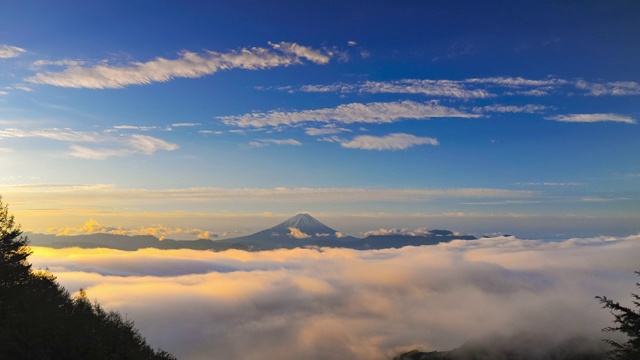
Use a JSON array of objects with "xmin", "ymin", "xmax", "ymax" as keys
[{"xmin": 1, "ymin": 0, "xmax": 639, "ymax": 239}]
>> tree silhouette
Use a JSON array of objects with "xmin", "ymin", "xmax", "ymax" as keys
[
  {"xmin": 0, "ymin": 196, "xmax": 175, "ymax": 359},
  {"xmin": 596, "ymin": 271, "xmax": 640, "ymax": 360}
]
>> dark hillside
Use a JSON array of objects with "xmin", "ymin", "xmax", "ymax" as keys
[{"xmin": 0, "ymin": 197, "xmax": 175, "ymax": 359}]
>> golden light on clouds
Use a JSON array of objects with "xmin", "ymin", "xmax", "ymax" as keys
[{"xmin": 28, "ymin": 234, "xmax": 640, "ymax": 359}]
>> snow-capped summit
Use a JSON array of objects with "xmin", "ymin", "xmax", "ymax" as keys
[{"xmin": 271, "ymin": 213, "xmax": 337, "ymax": 236}]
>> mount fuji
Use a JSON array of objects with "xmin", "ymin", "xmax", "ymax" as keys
[{"xmin": 219, "ymin": 213, "xmax": 359, "ymax": 249}]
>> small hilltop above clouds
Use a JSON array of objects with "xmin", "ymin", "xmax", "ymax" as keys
[{"xmin": 27, "ymin": 213, "xmax": 477, "ymax": 251}]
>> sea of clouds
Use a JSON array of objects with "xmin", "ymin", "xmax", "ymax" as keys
[{"xmin": 29, "ymin": 234, "xmax": 640, "ymax": 360}]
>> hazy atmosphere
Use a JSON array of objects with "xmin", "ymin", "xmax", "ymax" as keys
[{"xmin": 1, "ymin": 1, "xmax": 639, "ymax": 359}]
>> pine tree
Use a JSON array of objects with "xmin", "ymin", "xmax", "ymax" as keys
[
  {"xmin": 0, "ymin": 196, "xmax": 176, "ymax": 359},
  {"xmin": 596, "ymin": 271, "xmax": 640, "ymax": 360},
  {"xmin": 0, "ymin": 196, "xmax": 31, "ymax": 289}
]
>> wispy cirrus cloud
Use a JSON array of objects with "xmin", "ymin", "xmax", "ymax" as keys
[
  {"xmin": 575, "ymin": 80, "xmax": 640, "ymax": 96},
  {"xmin": 26, "ymin": 42, "xmax": 332, "ymax": 89},
  {"xmin": 127, "ymin": 134, "xmax": 179, "ymax": 154},
  {"xmin": 270, "ymin": 76, "xmax": 563, "ymax": 98},
  {"xmin": 249, "ymin": 138, "xmax": 302, "ymax": 147},
  {"xmin": 464, "ymin": 76, "xmax": 566, "ymax": 87},
  {"xmin": 2, "ymin": 184, "xmax": 536, "ymax": 205},
  {"xmin": 219, "ymin": 100, "xmax": 479, "ymax": 128},
  {"xmin": 0, "ymin": 128, "xmax": 178, "ymax": 159},
  {"xmin": 546, "ymin": 113, "xmax": 636, "ymax": 124},
  {"xmin": 305, "ymin": 124, "xmax": 351, "ymax": 136},
  {"xmin": 339, "ymin": 133, "xmax": 439, "ymax": 151},
  {"xmin": 266, "ymin": 76, "xmax": 640, "ymax": 98},
  {"xmin": 472, "ymin": 104, "xmax": 549, "ymax": 113},
  {"xmin": 0, "ymin": 45, "xmax": 26, "ymax": 58},
  {"xmin": 0, "ymin": 128, "xmax": 103, "ymax": 142},
  {"xmin": 170, "ymin": 122, "xmax": 201, "ymax": 127},
  {"xmin": 31, "ymin": 59, "xmax": 85, "ymax": 68},
  {"xmin": 112, "ymin": 125, "xmax": 157, "ymax": 131},
  {"xmin": 358, "ymin": 79, "xmax": 493, "ymax": 98}
]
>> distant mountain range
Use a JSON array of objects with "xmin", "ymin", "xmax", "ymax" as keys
[{"xmin": 27, "ymin": 213, "xmax": 476, "ymax": 251}]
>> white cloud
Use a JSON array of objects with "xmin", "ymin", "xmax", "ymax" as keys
[
  {"xmin": 0, "ymin": 127, "xmax": 179, "ymax": 158},
  {"xmin": 546, "ymin": 113, "xmax": 636, "ymax": 124},
  {"xmin": 27, "ymin": 234, "xmax": 640, "ymax": 359},
  {"xmin": 516, "ymin": 89, "xmax": 548, "ymax": 96},
  {"xmin": 288, "ymin": 77, "xmax": 568, "ymax": 98},
  {"xmin": 0, "ymin": 128, "xmax": 103, "ymax": 142},
  {"xmin": 289, "ymin": 227, "xmax": 311, "ymax": 239},
  {"xmin": 26, "ymin": 42, "xmax": 333, "ymax": 89},
  {"xmin": 0, "ymin": 45, "xmax": 26, "ymax": 58},
  {"xmin": 339, "ymin": 133, "xmax": 439, "ymax": 151},
  {"xmin": 271, "ymin": 76, "xmax": 640, "ymax": 100},
  {"xmin": 305, "ymin": 125, "xmax": 351, "ymax": 136},
  {"xmin": 128, "ymin": 134, "xmax": 179, "ymax": 154},
  {"xmin": 249, "ymin": 138, "xmax": 302, "ymax": 147},
  {"xmin": 361, "ymin": 227, "xmax": 434, "ymax": 237},
  {"xmin": 473, "ymin": 104, "xmax": 549, "ymax": 113},
  {"xmin": 219, "ymin": 100, "xmax": 479, "ymax": 128},
  {"xmin": 464, "ymin": 76, "xmax": 566, "ymax": 87},
  {"xmin": 359, "ymin": 79, "xmax": 493, "ymax": 98},
  {"xmin": 171, "ymin": 122, "xmax": 201, "ymax": 127},
  {"xmin": 299, "ymin": 84, "xmax": 352, "ymax": 93},
  {"xmin": 0, "ymin": 91, "xmax": 8, "ymax": 95},
  {"xmin": 347, "ymin": 41, "xmax": 357, "ymax": 46},
  {"xmin": 293, "ymin": 80, "xmax": 492, "ymax": 98},
  {"xmin": 14, "ymin": 84, "xmax": 33, "ymax": 92},
  {"xmin": 31, "ymin": 59, "xmax": 85, "ymax": 67},
  {"xmin": 575, "ymin": 80, "xmax": 640, "ymax": 96},
  {"xmin": 48, "ymin": 219, "xmax": 214, "ymax": 240},
  {"xmin": 68, "ymin": 145, "xmax": 133, "ymax": 159},
  {"xmin": 113, "ymin": 125, "xmax": 157, "ymax": 131},
  {"xmin": 268, "ymin": 41, "xmax": 331, "ymax": 64}
]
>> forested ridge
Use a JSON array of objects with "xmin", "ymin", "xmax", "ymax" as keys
[{"xmin": 0, "ymin": 197, "xmax": 175, "ymax": 359}]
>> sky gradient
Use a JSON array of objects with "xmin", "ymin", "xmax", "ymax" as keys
[{"xmin": 1, "ymin": 1, "xmax": 639, "ymax": 239}]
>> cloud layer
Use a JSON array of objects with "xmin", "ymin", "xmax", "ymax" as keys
[
  {"xmin": 29, "ymin": 234, "xmax": 640, "ymax": 359},
  {"xmin": 26, "ymin": 42, "xmax": 332, "ymax": 89}
]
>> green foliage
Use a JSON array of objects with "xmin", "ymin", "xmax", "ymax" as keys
[
  {"xmin": 597, "ymin": 271, "xmax": 640, "ymax": 360},
  {"xmin": 0, "ymin": 196, "xmax": 175, "ymax": 359}
]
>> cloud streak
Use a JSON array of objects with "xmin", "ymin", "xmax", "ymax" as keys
[
  {"xmin": 0, "ymin": 45, "xmax": 26, "ymax": 58},
  {"xmin": 0, "ymin": 128, "xmax": 179, "ymax": 158},
  {"xmin": 26, "ymin": 42, "xmax": 332, "ymax": 89},
  {"xmin": 267, "ymin": 76, "xmax": 640, "ymax": 98},
  {"xmin": 339, "ymin": 133, "xmax": 439, "ymax": 150},
  {"xmin": 2, "ymin": 184, "xmax": 535, "ymax": 205},
  {"xmin": 546, "ymin": 113, "xmax": 636, "ymax": 124},
  {"xmin": 249, "ymin": 138, "xmax": 302, "ymax": 147},
  {"xmin": 28, "ymin": 234, "xmax": 640, "ymax": 359},
  {"xmin": 219, "ymin": 100, "xmax": 479, "ymax": 128}
]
